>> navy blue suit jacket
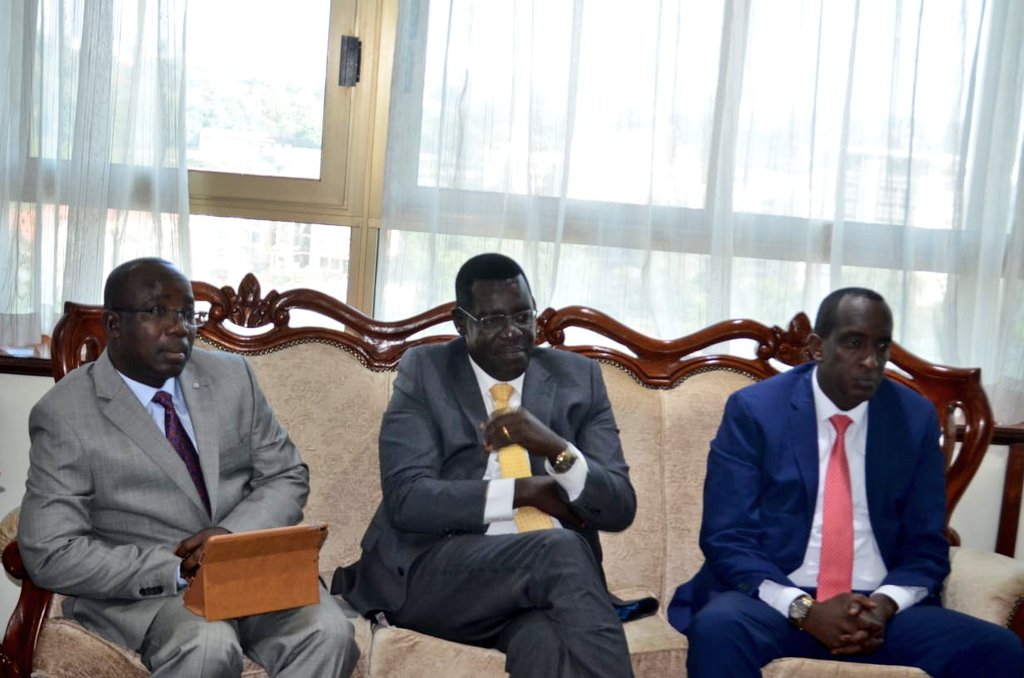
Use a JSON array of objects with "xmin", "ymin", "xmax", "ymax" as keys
[{"xmin": 668, "ymin": 362, "xmax": 950, "ymax": 633}]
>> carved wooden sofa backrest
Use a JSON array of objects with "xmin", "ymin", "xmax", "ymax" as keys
[
  {"xmin": 3, "ymin": 274, "xmax": 992, "ymax": 676},
  {"xmin": 51, "ymin": 275, "xmax": 993, "ymax": 491}
]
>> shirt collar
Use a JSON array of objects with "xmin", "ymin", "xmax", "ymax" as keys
[
  {"xmin": 468, "ymin": 355, "xmax": 526, "ymax": 404},
  {"xmin": 810, "ymin": 365, "xmax": 868, "ymax": 428},
  {"xmin": 117, "ymin": 372, "xmax": 179, "ymax": 408}
]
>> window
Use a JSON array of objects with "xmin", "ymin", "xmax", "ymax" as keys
[
  {"xmin": 185, "ymin": 0, "xmax": 385, "ymax": 311},
  {"xmin": 376, "ymin": 1, "xmax": 1012, "ymax": 328}
]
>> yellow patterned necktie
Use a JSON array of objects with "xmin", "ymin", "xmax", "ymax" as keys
[{"xmin": 490, "ymin": 383, "xmax": 555, "ymax": 532}]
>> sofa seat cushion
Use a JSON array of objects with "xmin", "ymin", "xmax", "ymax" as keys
[
  {"xmin": 29, "ymin": 604, "xmax": 373, "ymax": 678},
  {"xmin": 368, "ymin": 588, "xmax": 686, "ymax": 677},
  {"xmin": 762, "ymin": 657, "xmax": 927, "ymax": 677},
  {"xmin": 368, "ymin": 625, "xmax": 508, "ymax": 677},
  {"xmin": 33, "ymin": 619, "xmax": 148, "ymax": 678}
]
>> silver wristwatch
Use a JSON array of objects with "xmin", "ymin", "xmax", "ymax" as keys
[{"xmin": 788, "ymin": 594, "xmax": 814, "ymax": 630}]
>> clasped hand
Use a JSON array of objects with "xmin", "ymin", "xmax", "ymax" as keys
[{"xmin": 803, "ymin": 592, "xmax": 897, "ymax": 655}]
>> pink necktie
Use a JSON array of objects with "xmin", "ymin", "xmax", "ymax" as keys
[
  {"xmin": 152, "ymin": 391, "xmax": 211, "ymax": 516},
  {"xmin": 817, "ymin": 413, "xmax": 853, "ymax": 600}
]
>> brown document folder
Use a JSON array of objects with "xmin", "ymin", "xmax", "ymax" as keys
[{"xmin": 183, "ymin": 523, "xmax": 327, "ymax": 621}]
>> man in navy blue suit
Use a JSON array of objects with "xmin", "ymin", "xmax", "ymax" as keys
[{"xmin": 668, "ymin": 287, "xmax": 1024, "ymax": 677}]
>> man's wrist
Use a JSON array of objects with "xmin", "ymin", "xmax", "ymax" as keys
[
  {"xmin": 788, "ymin": 594, "xmax": 815, "ymax": 629},
  {"xmin": 542, "ymin": 436, "xmax": 570, "ymax": 463},
  {"xmin": 869, "ymin": 592, "xmax": 898, "ymax": 621},
  {"xmin": 551, "ymin": 449, "xmax": 578, "ymax": 473}
]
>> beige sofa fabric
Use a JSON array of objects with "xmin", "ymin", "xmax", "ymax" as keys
[
  {"xmin": 943, "ymin": 546, "xmax": 1024, "ymax": 625},
  {"xmin": 761, "ymin": 657, "xmax": 927, "ymax": 677}
]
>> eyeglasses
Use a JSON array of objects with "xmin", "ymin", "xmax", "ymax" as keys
[
  {"xmin": 459, "ymin": 307, "xmax": 537, "ymax": 333},
  {"xmin": 111, "ymin": 306, "xmax": 208, "ymax": 329}
]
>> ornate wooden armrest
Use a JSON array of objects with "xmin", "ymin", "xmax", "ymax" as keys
[{"xmin": 2, "ymin": 541, "xmax": 54, "ymax": 678}]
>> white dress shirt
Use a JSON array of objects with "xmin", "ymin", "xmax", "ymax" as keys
[
  {"xmin": 467, "ymin": 357, "xmax": 589, "ymax": 535},
  {"xmin": 118, "ymin": 374, "xmax": 199, "ymax": 449},
  {"xmin": 758, "ymin": 367, "xmax": 927, "ymax": 616},
  {"xmin": 117, "ymin": 372, "xmax": 199, "ymax": 588}
]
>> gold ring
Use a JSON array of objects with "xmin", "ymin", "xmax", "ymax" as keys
[{"xmin": 501, "ymin": 425, "xmax": 511, "ymax": 439}]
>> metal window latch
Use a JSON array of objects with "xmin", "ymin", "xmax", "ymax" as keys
[{"xmin": 339, "ymin": 36, "xmax": 361, "ymax": 87}]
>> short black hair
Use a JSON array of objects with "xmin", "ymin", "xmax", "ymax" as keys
[
  {"xmin": 455, "ymin": 253, "xmax": 532, "ymax": 310},
  {"xmin": 103, "ymin": 257, "xmax": 177, "ymax": 308},
  {"xmin": 813, "ymin": 287, "xmax": 886, "ymax": 338}
]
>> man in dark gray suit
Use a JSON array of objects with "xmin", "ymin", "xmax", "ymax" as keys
[
  {"xmin": 18, "ymin": 258, "xmax": 358, "ymax": 677},
  {"xmin": 333, "ymin": 253, "xmax": 636, "ymax": 677}
]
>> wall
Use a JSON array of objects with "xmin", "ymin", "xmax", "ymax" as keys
[
  {"xmin": 0, "ymin": 373, "xmax": 53, "ymax": 626},
  {"xmin": 0, "ymin": 371, "xmax": 1021, "ymax": 632}
]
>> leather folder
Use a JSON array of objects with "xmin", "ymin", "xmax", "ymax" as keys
[{"xmin": 184, "ymin": 523, "xmax": 327, "ymax": 621}]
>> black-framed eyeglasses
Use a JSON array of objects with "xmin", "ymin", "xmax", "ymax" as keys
[
  {"xmin": 110, "ymin": 306, "xmax": 208, "ymax": 329},
  {"xmin": 458, "ymin": 307, "xmax": 537, "ymax": 333}
]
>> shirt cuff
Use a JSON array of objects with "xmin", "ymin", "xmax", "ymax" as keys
[
  {"xmin": 758, "ymin": 579, "xmax": 807, "ymax": 618},
  {"xmin": 483, "ymin": 477, "xmax": 517, "ymax": 524},
  {"xmin": 873, "ymin": 584, "xmax": 927, "ymax": 613},
  {"xmin": 543, "ymin": 443, "xmax": 589, "ymax": 501},
  {"xmin": 176, "ymin": 563, "xmax": 188, "ymax": 591}
]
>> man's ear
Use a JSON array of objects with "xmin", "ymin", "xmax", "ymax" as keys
[
  {"xmin": 102, "ymin": 309, "xmax": 120, "ymax": 339},
  {"xmin": 452, "ymin": 309, "xmax": 468, "ymax": 337},
  {"xmin": 807, "ymin": 333, "xmax": 824, "ymax": 363}
]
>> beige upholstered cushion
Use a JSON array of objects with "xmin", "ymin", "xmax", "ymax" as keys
[
  {"xmin": 598, "ymin": 364, "xmax": 758, "ymax": 607},
  {"xmin": 30, "ymin": 618, "xmax": 284, "ymax": 678},
  {"xmin": 943, "ymin": 546, "xmax": 1024, "ymax": 625},
  {"xmin": 367, "ymin": 595, "xmax": 686, "ymax": 678},
  {"xmin": 31, "ymin": 610, "xmax": 371, "ymax": 678},
  {"xmin": 762, "ymin": 657, "xmax": 927, "ymax": 677},
  {"xmin": 32, "ymin": 619, "xmax": 148, "ymax": 678},
  {"xmin": 1, "ymin": 506, "xmax": 18, "ymax": 553},
  {"xmin": 368, "ymin": 625, "xmax": 508, "ymax": 677},
  {"xmin": 658, "ymin": 369, "xmax": 757, "ymax": 604},
  {"xmin": 237, "ymin": 342, "xmax": 393, "ymax": 573},
  {"xmin": 597, "ymin": 366, "xmax": 668, "ymax": 599}
]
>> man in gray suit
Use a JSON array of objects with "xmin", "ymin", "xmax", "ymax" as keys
[
  {"xmin": 332, "ymin": 253, "xmax": 636, "ymax": 678},
  {"xmin": 18, "ymin": 258, "xmax": 358, "ymax": 677}
]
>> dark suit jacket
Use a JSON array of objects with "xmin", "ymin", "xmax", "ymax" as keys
[
  {"xmin": 334, "ymin": 337, "xmax": 637, "ymax": 615},
  {"xmin": 668, "ymin": 362, "xmax": 950, "ymax": 633}
]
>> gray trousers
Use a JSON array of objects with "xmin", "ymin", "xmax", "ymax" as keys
[
  {"xmin": 140, "ymin": 584, "xmax": 359, "ymax": 677},
  {"xmin": 387, "ymin": 530, "xmax": 633, "ymax": 678}
]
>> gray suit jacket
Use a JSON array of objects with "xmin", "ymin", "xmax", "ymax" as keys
[
  {"xmin": 18, "ymin": 348, "xmax": 308, "ymax": 651},
  {"xmin": 334, "ymin": 338, "xmax": 636, "ymax": 614}
]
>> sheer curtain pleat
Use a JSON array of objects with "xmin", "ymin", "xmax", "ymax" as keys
[
  {"xmin": 378, "ymin": 0, "xmax": 1024, "ymax": 422},
  {"xmin": 0, "ymin": 0, "xmax": 189, "ymax": 356}
]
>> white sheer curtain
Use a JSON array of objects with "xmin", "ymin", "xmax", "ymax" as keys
[
  {"xmin": 0, "ymin": 0, "xmax": 190, "ymax": 357},
  {"xmin": 378, "ymin": 0, "xmax": 1024, "ymax": 423}
]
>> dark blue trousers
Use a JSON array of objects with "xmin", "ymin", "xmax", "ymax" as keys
[{"xmin": 686, "ymin": 591, "xmax": 1024, "ymax": 678}]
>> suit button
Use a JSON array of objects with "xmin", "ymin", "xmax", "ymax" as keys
[{"xmin": 397, "ymin": 567, "xmax": 405, "ymax": 577}]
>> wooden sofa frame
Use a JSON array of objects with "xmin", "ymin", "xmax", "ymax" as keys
[{"xmin": 0, "ymin": 273, "xmax": 1007, "ymax": 676}]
